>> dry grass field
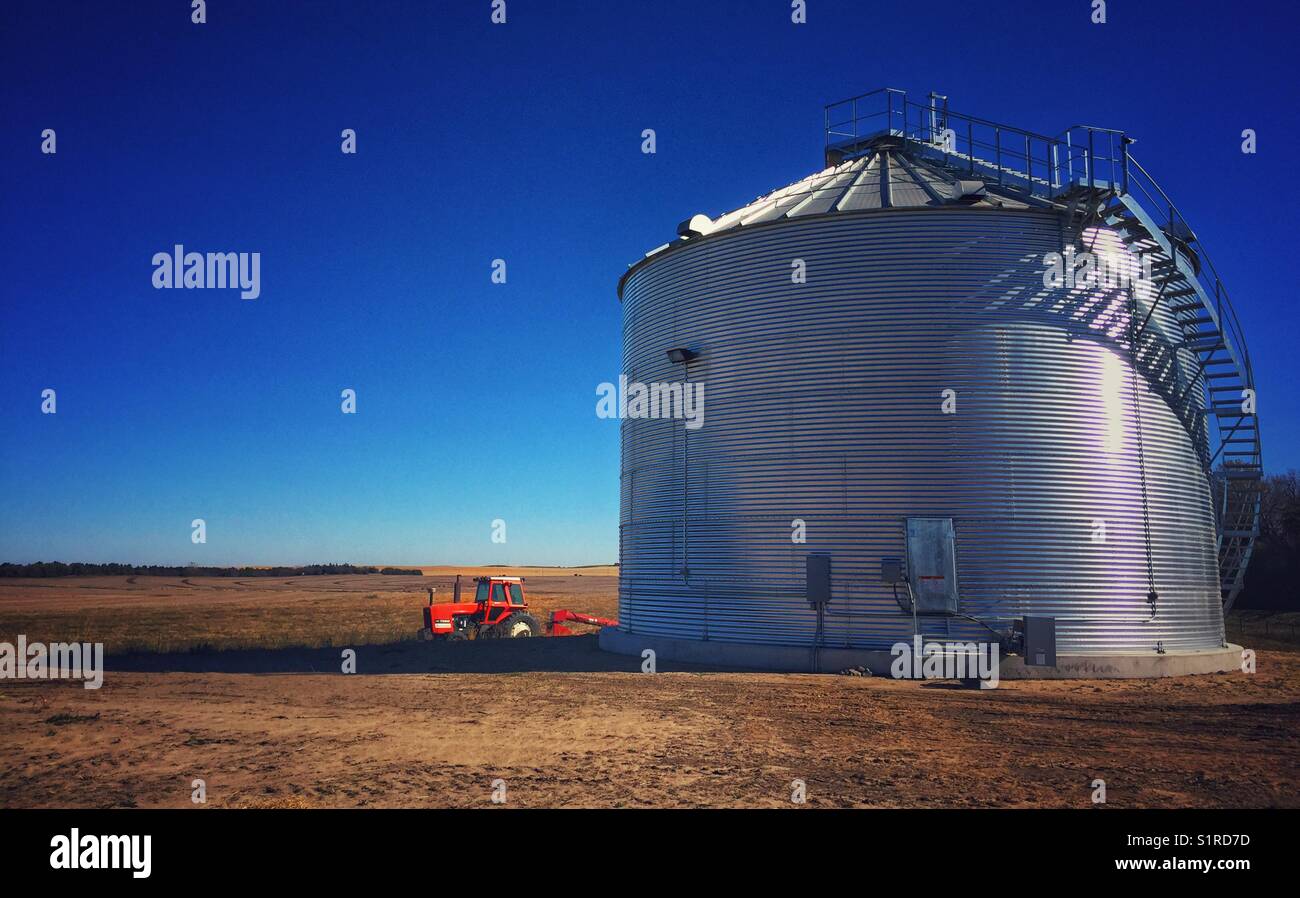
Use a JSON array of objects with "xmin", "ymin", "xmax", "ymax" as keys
[
  {"xmin": 1, "ymin": 569, "xmax": 1297, "ymax": 809},
  {"xmin": 0, "ymin": 567, "xmax": 617, "ymax": 654}
]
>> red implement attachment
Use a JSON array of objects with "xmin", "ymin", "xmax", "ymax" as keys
[{"xmin": 547, "ymin": 609, "xmax": 619, "ymax": 636}]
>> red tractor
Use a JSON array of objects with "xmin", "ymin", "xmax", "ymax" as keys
[{"xmin": 421, "ymin": 575, "xmax": 542, "ymax": 640}]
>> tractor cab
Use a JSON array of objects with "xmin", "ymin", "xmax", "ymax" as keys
[
  {"xmin": 421, "ymin": 575, "xmax": 540, "ymax": 641},
  {"xmin": 474, "ymin": 576, "xmax": 527, "ymax": 608}
]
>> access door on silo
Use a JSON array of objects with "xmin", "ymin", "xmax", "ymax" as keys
[{"xmin": 905, "ymin": 517, "xmax": 959, "ymax": 614}]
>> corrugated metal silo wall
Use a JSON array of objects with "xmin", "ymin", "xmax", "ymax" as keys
[{"xmin": 618, "ymin": 207, "xmax": 1224, "ymax": 654}]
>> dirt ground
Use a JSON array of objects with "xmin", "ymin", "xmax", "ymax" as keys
[{"xmin": 1, "ymin": 572, "xmax": 1297, "ymax": 808}]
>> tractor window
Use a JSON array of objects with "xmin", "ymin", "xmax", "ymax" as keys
[
  {"xmin": 474, "ymin": 581, "xmax": 489, "ymax": 603},
  {"xmin": 490, "ymin": 582, "xmax": 506, "ymax": 604},
  {"xmin": 509, "ymin": 584, "xmax": 524, "ymax": 605}
]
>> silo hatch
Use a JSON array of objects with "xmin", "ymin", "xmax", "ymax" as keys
[{"xmin": 906, "ymin": 518, "xmax": 959, "ymax": 614}]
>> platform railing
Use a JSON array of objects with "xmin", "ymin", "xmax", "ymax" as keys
[
  {"xmin": 825, "ymin": 89, "xmax": 1255, "ymax": 411},
  {"xmin": 826, "ymin": 88, "xmax": 1089, "ymax": 195}
]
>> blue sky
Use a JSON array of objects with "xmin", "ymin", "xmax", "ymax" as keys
[{"xmin": 1, "ymin": 0, "xmax": 1297, "ymax": 566}]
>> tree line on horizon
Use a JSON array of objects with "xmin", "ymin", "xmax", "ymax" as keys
[
  {"xmin": 1235, "ymin": 470, "xmax": 1300, "ymax": 611},
  {"xmin": 0, "ymin": 562, "xmax": 423, "ymax": 578}
]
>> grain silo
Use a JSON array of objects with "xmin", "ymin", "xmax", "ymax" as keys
[{"xmin": 599, "ymin": 89, "xmax": 1261, "ymax": 677}]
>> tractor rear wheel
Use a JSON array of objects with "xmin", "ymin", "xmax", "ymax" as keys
[{"xmin": 497, "ymin": 612, "xmax": 542, "ymax": 638}]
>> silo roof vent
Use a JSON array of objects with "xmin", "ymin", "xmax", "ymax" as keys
[{"xmin": 676, "ymin": 213, "xmax": 715, "ymax": 238}]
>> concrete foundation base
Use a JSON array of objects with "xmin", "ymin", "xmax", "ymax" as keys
[{"xmin": 598, "ymin": 627, "xmax": 1244, "ymax": 679}]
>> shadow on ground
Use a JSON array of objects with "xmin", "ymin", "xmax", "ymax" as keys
[{"xmin": 106, "ymin": 633, "xmax": 752, "ymax": 675}]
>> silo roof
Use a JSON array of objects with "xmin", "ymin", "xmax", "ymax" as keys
[
  {"xmin": 623, "ymin": 137, "xmax": 1045, "ymax": 298},
  {"xmin": 694, "ymin": 139, "xmax": 1033, "ymax": 234}
]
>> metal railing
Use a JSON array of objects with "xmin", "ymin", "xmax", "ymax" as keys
[
  {"xmin": 826, "ymin": 90, "xmax": 1139, "ymax": 197},
  {"xmin": 1122, "ymin": 156, "xmax": 1255, "ymax": 390},
  {"xmin": 825, "ymin": 88, "xmax": 1092, "ymax": 194},
  {"xmin": 825, "ymin": 88, "xmax": 1256, "ymax": 437}
]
